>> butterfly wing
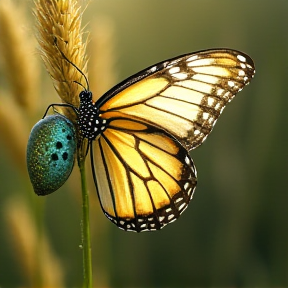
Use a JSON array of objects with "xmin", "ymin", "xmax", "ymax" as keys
[
  {"xmin": 91, "ymin": 49, "xmax": 255, "ymax": 232},
  {"xmin": 91, "ymin": 119, "xmax": 197, "ymax": 232},
  {"xmin": 96, "ymin": 49, "xmax": 255, "ymax": 151}
]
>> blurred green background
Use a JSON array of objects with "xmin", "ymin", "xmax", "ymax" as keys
[{"xmin": 1, "ymin": 0, "xmax": 288, "ymax": 287}]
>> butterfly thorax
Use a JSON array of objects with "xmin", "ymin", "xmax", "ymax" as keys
[{"xmin": 78, "ymin": 90, "xmax": 107, "ymax": 140}]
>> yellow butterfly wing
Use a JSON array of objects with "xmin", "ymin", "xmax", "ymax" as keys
[
  {"xmin": 91, "ymin": 119, "xmax": 197, "ymax": 231},
  {"xmin": 91, "ymin": 49, "xmax": 255, "ymax": 232},
  {"xmin": 98, "ymin": 49, "xmax": 255, "ymax": 151}
]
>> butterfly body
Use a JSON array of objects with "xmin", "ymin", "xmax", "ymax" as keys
[{"xmin": 78, "ymin": 91, "xmax": 108, "ymax": 140}]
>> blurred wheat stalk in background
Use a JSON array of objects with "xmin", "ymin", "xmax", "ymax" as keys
[
  {"xmin": 0, "ymin": 0, "xmax": 116, "ymax": 287},
  {"xmin": 4, "ymin": 197, "xmax": 65, "ymax": 287},
  {"xmin": 0, "ymin": 0, "xmax": 65, "ymax": 286},
  {"xmin": 0, "ymin": 0, "xmax": 38, "ymax": 171}
]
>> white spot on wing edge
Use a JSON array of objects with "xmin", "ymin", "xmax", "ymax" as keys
[
  {"xmin": 175, "ymin": 197, "xmax": 183, "ymax": 203},
  {"xmin": 202, "ymin": 112, "xmax": 209, "ymax": 120},
  {"xmin": 217, "ymin": 88, "xmax": 224, "ymax": 96},
  {"xmin": 228, "ymin": 80, "xmax": 235, "ymax": 87},
  {"xmin": 159, "ymin": 216, "xmax": 165, "ymax": 222},
  {"xmin": 187, "ymin": 55, "xmax": 199, "ymax": 62},
  {"xmin": 184, "ymin": 182, "xmax": 190, "ymax": 190},
  {"xmin": 166, "ymin": 59, "xmax": 181, "ymax": 68},
  {"xmin": 179, "ymin": 203, "xmax": 187, "ymax": 211},
  {"xmin": 237, "ymin": 54, "xmax": 246, "ymax": 62},
  {"xmin": 238, "ymin": 70, "xmax": 245, "ymax": 76},
  {"xmin": 207, "ymin": 97, "xmax": 215, "ymax": 106},
  {"xmin": 215, "ymin": 103, "xmax": 221, "ymax": 110},
  {"xmin": 187, "ymin": 187, "xmax": 193, "ymax": 197}
]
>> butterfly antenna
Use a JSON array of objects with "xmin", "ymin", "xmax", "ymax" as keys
[
  {"xmin": 74, "ymin": 80, "xmax": 87, "ymax": 92},
  {"xmin": 54, "ymin": 37, "xmax": 90, "ymax": 91}
]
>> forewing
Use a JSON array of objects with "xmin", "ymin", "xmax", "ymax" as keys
[
  {"xmin": 90, "ymin": 118, "xmax": 197, "ymax": 232},
  {"xmin": 98, "ymin": 49, "xmax": 255, "ymax": 151}
]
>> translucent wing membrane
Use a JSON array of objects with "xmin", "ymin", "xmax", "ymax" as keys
[
  {"xmin": 91, "ymin": 118, "xmax": 197, "ymax": 232},
  {"xmin": 99, "ymin": 49, "xmax": 255, "ymax": 151}
]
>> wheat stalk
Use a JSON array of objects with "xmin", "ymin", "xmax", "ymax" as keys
[
  {"xmin": 34, "ymin": 2, "xmax": 93, "ymax": 287},
  {"xmin": 34, "ymin": 0, "xmax": 88, "ymax": 116},
  {"xmin": 34, "ymin": 0, "xmax": 89, "ymax": 163}
]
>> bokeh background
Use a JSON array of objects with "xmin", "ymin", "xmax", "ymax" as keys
[{"xmin": 0, "ymin": 0, "xmax": 288, "ymax": 287}]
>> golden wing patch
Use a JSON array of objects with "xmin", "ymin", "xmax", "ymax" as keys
[
  {"xmin": 100, "ymin": 50, "xmax": 255, "ymax": 151},
  {"xmin": 91, "ymin": 118, "xmax": 197, "ymax": 232}
]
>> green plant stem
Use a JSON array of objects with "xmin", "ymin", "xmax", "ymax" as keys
[{"xmin": 79, "ymin": 159, "xmax": 93, "ymax": 288}]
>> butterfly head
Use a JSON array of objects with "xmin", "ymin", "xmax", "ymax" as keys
[{"xmin": 79, "ymin": 90, "xmax": 93, "ymax": 104}]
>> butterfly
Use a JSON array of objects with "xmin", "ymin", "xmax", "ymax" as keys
[{"xmin": 28, "ymin": 48, "xmax": 255, "ymax": 232}]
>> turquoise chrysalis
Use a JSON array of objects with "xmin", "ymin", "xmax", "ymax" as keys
[{"xmin": 27, "ymin": 114, "xmax": 76, "ymax": 195}]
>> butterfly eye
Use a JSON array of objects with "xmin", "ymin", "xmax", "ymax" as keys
[{"xmin": 26, "ymin": 114, "xmax": 76, "ymax": 195}]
